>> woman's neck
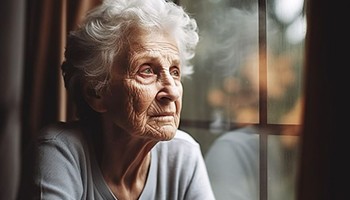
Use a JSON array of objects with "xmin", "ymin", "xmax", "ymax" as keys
[{"xmin": 98, "ymin": 123, "xmax": 156, "ymax": 199}]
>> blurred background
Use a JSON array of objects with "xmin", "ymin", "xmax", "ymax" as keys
[{"xmin": 177, "ymin": 0, "xmax": 305, "ymax": 199}]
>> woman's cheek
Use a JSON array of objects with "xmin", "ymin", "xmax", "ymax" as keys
[
  {"xmin": 125, "ymin": 84, "xmax": 155, "ymax": 129},
  {"xmin": 129, "ymin": 83, "xmax": 156, "ymax": 113},
  {"xmin": 176, "ymin": 87, "xmax": 183, "ymax": 115}
]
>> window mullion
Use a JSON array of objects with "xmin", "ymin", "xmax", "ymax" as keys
[{"xmin": 258, "ymin": 0, "xmax": 268, "ymax": 200}]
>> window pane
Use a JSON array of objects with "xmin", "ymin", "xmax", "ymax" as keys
[
  {"xmin": 268, "ymin": 134, "xmax": 300, "ymax": 200},
  {"xmin": 178, "ymin": 0, "xmax": 305, "ymax": 200},
  {"xmin": 205, "ymin": 125, "xmax": 260, "ymax": 200},
  {"xmin": 180, "ymin": 0, "xmax": 260, "ymax": 142},
  {"xmin": 266, "ymin": 0, "xmax": 306, "ymax": 124}
]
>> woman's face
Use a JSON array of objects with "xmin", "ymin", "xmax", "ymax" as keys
[{"xmin": 103, "ymin": 29, "xmax": 182, "ymax": 141}]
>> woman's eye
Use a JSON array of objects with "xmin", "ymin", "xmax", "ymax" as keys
[
  {"xmin": 139, "ymin": 65, "xmax": 154, "ymax": 75},
  {"xmin": 170, "ymin": 67, "xmax": 180, "ymax": 78},
  {"xmin": 143, "ymin": 68, "xmax": 153, "ymax": 74}
]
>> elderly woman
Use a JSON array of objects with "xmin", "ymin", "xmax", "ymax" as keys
[{"xmin": 31, "ymin": 0, "xmax": 215, "ymax": 199}]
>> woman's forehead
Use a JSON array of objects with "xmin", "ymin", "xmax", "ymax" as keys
[
  {"xmin": 128, "ymin": 28, "xmax": 178, "ymax": 49},
  {"xmin": 127, "ymin": 30, "xmax": 179, "ymax": 61}
]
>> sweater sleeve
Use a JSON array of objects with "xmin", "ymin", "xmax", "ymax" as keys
[{"xmin": 32, "ymin": 124, "xmax": 86, "ymax": 200}]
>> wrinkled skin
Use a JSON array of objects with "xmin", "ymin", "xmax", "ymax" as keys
[
  {"xmin": 102, "ymin": 29, "xmax": 182, "ymax": 141},
  {"xmin": 79, "ymin": 27, "xmax": 185, "ymax": 199},
  {"xmin": 85, "ymin": 29, "xmax": 184, "ymax": 199}
]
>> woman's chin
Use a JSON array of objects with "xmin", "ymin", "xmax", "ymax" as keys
[{"xmin": 145, "ymin": 124, "xmax": 177, "ymax": 141}]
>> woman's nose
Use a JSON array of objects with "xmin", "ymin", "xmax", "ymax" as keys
[{"xmin": 156, "ymin": 72, "xmax": 181, "ymax": 102}]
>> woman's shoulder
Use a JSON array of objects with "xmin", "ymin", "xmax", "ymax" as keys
[
  {"xmin": 36, "ymin": 120, "xmax": 85, "ymax": 146},
  {"xmin": 34, "ymin": 121, "xmax": 91, "ymax": 162},
  {"xmin": 152, "ymin": 130, "xmax": 205, "ymax": 176},
  {"xmin": 173, "ymin": 129, "xmax": 199, "ymax": 146},
  {"xmin": 156, "ymin": 129, "xmax": 201, "ymax": 155},
  {"xmin": 168, "ymin": 129, "xmax": 201, "ymax": 150}
]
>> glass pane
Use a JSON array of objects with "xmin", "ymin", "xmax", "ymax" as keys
[
  {"xmin": 205, "ymin": 125, "xmax": 301, "ymax": 200},
  {"xmin": 180, "ymin": 0, "xmax": 260, "ymax": 146},
  {"xmin": 179, "ymin": 0, "xmax": 261, "ymax": 200},
  {"xmin": 205, "ymin": 125, "xmax": 260, "ymax": 200},
  {"xmin": 178, "ymin": 0, "xmax": 304, "ymax": 200},
  {"xmin": 268, "ymin": 134, "xmax": 300, "ymax": 200},
  {"xmin": 266, "ymin": 0, "xmax": 306, "ymax": 124}
]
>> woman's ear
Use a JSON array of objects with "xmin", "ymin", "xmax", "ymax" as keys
[{"xmin": 82, "ymin": 84, "xmax": 107, "ymax": 113}]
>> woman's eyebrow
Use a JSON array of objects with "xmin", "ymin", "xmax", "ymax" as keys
[{"xmin": 131, "ymin": 51, "xmax": 180, "ymax": 65}]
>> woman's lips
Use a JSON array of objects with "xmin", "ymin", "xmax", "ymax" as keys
[{"xmin": 150, "ymin": 112, "xmax": 175, "ymax": 121}]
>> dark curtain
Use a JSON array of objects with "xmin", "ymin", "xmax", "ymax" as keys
[
  {"xmin": 17, "ymin": 0, "xmax": 101, "ymax": 198},
  {"xmin": 0, "ymin": 1, "xmax": 25, "ymax": 199},
  {"xmin": 296, "ymin": 0, "xmax": 346, "ymax": 199},
  {"xmin": 21, "ymin": 0, "xmax": 102, "ymax": 156}
]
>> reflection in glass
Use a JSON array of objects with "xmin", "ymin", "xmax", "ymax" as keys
[
  {"xmin": 181, "ymin": 0, "xmax": 259, "ymax": 128},
  {"xmin": 205, "ymin": 126, "xmax": 300, "ymax": 200},
  {"xmin": 267, "ymin": 0, "xmax": 306, "ymax": 124},
  {"xmin": 179, "ymin": 0, "xmax": 305, "ymax": 200}
]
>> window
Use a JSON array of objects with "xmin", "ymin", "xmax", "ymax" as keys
[{"xmin": 177, "ymin": 0, "xmax": 306, "ymax": 199}]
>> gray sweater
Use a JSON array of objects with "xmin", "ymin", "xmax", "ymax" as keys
[{"xmin": 33, "ymin": 122, "xmax": 215, "ymax": 200}]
